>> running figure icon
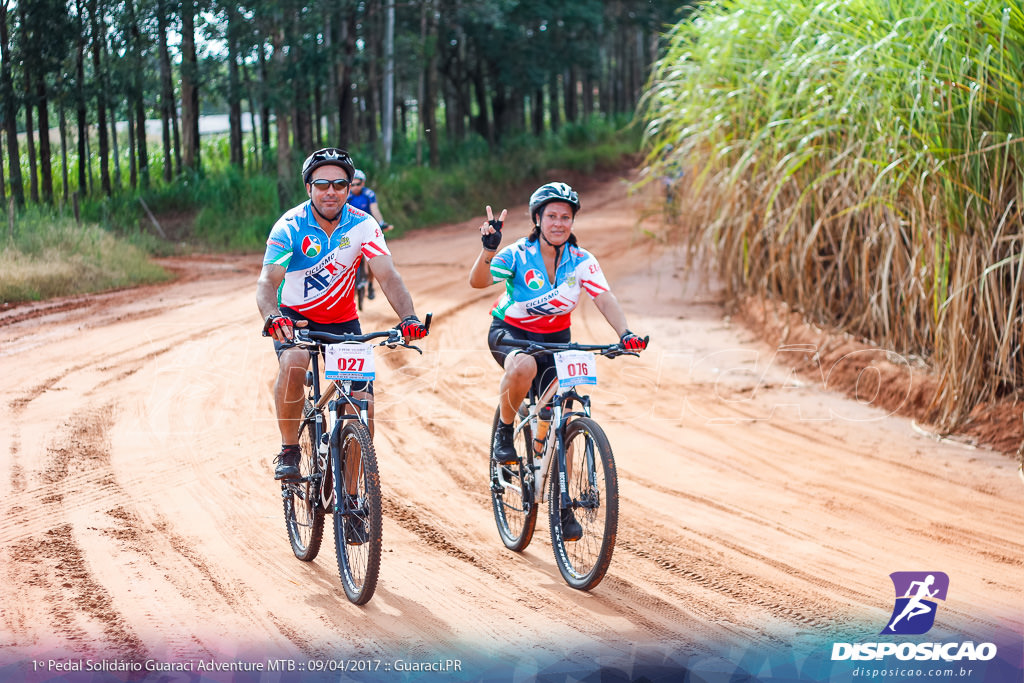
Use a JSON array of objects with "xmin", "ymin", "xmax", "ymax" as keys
[
  {"xmin": 882, "ymin": 571, "xmax": 949, "ymax": 635},
  {"xmin": 888, "ymin": 574, "xmax": 938, "ymax": 630}
]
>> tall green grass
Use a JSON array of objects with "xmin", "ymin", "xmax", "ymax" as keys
[
  {"xmin": 643, "ymin": 0, "xmax": 1024, "ymax": 430},
  {"xmin": 0, "ymin": 209, "xmax": 169, "ymax": 303}
]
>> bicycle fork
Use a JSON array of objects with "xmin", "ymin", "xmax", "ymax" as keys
[{"xmin": 539, "ymin": 392, "xmax": 593, "ymax": 513}]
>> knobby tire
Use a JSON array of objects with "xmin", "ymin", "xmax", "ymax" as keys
[
  {"xmin": 283, "ymin": 402, "xmax": 326, "ymax": 561},
  {"xmin": 333, "ymin": 421, "xmax": 382, "ymax": 605},
  {"xmin": 548, "ymin": 417, "xmax": 618, "ymax": 591},
  {"xmin": 489, "ymin": 405, "xmax": 538, "ymax": 552}
]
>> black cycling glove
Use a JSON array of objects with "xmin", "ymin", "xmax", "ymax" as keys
[{"xmin": 482, "ymin": 219, "xmax": 503, "ymax": 251}]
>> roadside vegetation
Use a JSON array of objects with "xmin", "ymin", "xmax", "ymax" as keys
[
  {"xmin": 0, "ymin": 209, "xmax": 168, "ymax": 303},
  {"xmin": 1, "ymin": 114, "xmax": 639, "ymax": 303},
  {"xmin": 643, "ymin": 0, "xmax": 1024, "ymax": 432}
]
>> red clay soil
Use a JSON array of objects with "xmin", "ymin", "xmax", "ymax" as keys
[{"xmin": 737, "ymin": 297, "xmax": 1024, "ymax": 457}]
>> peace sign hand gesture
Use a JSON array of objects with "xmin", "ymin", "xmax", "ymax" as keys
[{"xmin": 480, "ymin": 205, "xmax": 508, "ymax": 251}]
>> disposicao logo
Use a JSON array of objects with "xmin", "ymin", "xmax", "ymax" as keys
[
  {"xmin": 830, "ymin": 572, "xmax": 997, "ymax": 662},
  {"xmin": 301, "ymin": 235, "xmax": 322, "ymax": 258},
  {"xmin": 882, "ymin": 571, "xmax": 948, "ymax": 635},
  {"xmin": 524, "ymin": 269, "xmax": 544, "ymax": 290}
]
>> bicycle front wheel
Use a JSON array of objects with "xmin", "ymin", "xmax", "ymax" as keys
[
  {"xmin": 548, "ymin": 417, "xmax": 618, "ymax": 591},
  {"xmin": 333, "ymin": 421, "xmax": 382, "ymax": 605},
  {"xmin": 489, "ymin": 405, "xmax": 538, "ymax": 552},
  {"xmin": 283, "ymin": 402, "xmax": 326, "ymax": 561}
]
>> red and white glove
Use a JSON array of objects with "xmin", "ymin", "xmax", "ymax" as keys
[
  {"xmin": 263, "ymin": 314, "xmax": 294, "ymax": 340},
  {"xmin": 398, "ymin": 315, "xmax": 429, "ymax": 340},
  {"xmin": 620, "ymin": 330, "xmax": 648, "ymax": 352}
]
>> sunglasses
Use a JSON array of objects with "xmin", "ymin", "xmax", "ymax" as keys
[{"xmin": 310, "ymin": 178, "xmax": 350, "ymax": 190}]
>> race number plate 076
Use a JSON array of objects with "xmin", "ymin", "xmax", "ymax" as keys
[
  {"xmin": 325, "ymin": 342, "xmax": 375, "ymax": 381},
  {"xmin": 554, "ymin": 350, "xmax": 597, "ymax": 388}
]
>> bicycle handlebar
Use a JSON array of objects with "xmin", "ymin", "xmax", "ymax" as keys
[
  {"xmin": 285, "ymin": 313, "xmax": 432, "ymax": 354},
  {"xmin": 494, "ymin": 330, "xmax": 640, "ymax": 358}
]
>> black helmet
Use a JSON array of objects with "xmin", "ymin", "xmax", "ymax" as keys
[
  {"xmin": 529, "ymin": 182, "xmax": 580, "ymax": 225},
  {"xmin": 301, "ymin": 148, "xmax": 355, "ymax": 184}
]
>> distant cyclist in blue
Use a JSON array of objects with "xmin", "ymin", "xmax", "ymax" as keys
[
  {"xmin": 347, "ymin": 169, "xmax": 393, "ymax": 300},
  {"xmin": 347, "ymin": 169, "xmax": 389, "ymax": 229},
  {"xmin": 468, "ymin": 182, "xmax": 648, "ymax": 539}
]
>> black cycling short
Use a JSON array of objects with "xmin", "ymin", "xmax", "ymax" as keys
[
  {"xmin": 274, "ymin": 309, "xmax": 373, "ymax": 394},
  {"xmin": 488, "ymin": 317, "xmax": 570, "ymax": 399}
]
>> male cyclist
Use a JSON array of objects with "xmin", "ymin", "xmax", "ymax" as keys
[
  {"xmin": 256, "ymin": 148, "xmax": 428, "ymax": 483},
  {"xmin": 468, "ymin": 182, "xmax": 648, "ymax": 540},
  {"xmin": 347, "ymin": 169, "xmax": 392, "ymax": 300}
]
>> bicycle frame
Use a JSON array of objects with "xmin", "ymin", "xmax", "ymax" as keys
[
  {"xmin": 491, "ymin": 331, "xmax": 639, "ymax": 511},
  {"xmin": 495, "ymin": 384, "xmax": 592, "ymax": 511},
  {"xmin": 306, "ymin": 351, "xmax": 369, "ymax": 518}
]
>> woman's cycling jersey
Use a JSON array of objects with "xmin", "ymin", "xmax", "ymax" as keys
[
  {"xmin": 488, "ymin": 237, "xmax": 610, "ymax": 333},
  {"xmin": 263, "ymin": 202, "xmax": 389, "ymax": 324},
  {"xmin": 347, "ymin": 187, "xmax": 377, "ymax": 214}
]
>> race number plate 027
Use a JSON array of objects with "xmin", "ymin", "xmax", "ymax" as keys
[
  {"xmin": 554, "ymin": 350, "xmax": 597, "ymax": 388},
  {"xmin": 325, "ymin": 342, "xmax": 375, "ymax": 381}
]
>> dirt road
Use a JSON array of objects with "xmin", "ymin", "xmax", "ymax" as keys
[{"xmin": 1, "ymin": 178, "xmax": 1021, "ymax": 681}]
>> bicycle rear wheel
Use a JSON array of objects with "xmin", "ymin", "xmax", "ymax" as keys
[
  {"xmin": 489, "ymin": 405, "xmax": 538, "ymax": 552},
  {"xmin": 333, "ymin": 421, "xmax": 382, "ymax": 605},
  {"xmin": 283, "ymin": 402, "xmax": 325, "ymax": 561},
  {"xmin": 548, "ymin": 417, "xmax": 618, "ymax": 591}
]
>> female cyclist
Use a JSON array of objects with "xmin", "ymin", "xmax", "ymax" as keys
[{"xmin": 468, "ymin": 182, "xmax": 648, "ymax": 539}]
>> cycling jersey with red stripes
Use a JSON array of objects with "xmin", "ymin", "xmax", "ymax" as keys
[
  {"xmin": 263, "ymin": 202, "xmax": 390, "ymax": 323},
  {"xmin": 488, "ymin": 237, "xmax": 610, "ymax": 333}
]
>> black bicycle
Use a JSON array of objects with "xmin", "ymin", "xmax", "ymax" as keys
[
  {"xmin": 280, "ymin": 317, "xmax": 427, "ymax": 604},
  {"xmin": 488, "ymin": 333, "xmax": 642, "ymax": 590}
]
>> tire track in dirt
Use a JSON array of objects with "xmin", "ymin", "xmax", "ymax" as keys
[
  {"xmin": 616, "ymin": 527, "xmax": 842, "ymax": 633},
  {"xmin": 381, "ymin": 497, "xmax": 493, "ymax": 575},
  {"xmin": 2, "ymin": 406, "xmax": 146, "ymax": 659}
]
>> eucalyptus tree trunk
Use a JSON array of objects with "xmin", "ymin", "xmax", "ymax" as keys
[
  {"xmin": 382, "ymin": 0, "xmax": 395, "ymax": 164},
  {"xmin": 128, "ymin": 110, "xmax": 137, "ymax": 189},
  {"xmin": 88, "ymin": 0, "xmax": 111, "ymax": 196},
  {"xmin": 180, "ymin": 0, "xmax": 199, "ymax": 172},
  {"xmin": 338, "ymin": 8, "xmax": 357, "ymax": 142},
  {"xmin": 565, "ymin": 65, "xmax": 578, "ymax": 123},
  {"xmin": 548, "ymin": 72, "xmax": 560, "ymax": 133},
  {"xmin": 0, "ymin": 0, "xmax": 24, "ymax": 207},
  {"xmin": 257, "ymin": 42, "xmax": 271, "ymax": 171},
  {"xmin": 36, "ymin": 77, "xmax": 53, "ymax": 203},
  {"xmin": 58, "ymin": 91, "xmax": 68, "ymax": 200},
  {"xmin": 272, "ymin": 22, "xmax": 292, "ymax": 209},
  {"xmin": 472, "ymin": 62, "xmax": 490, "ymax": 144},
  {"xmin": 110, "ymin": 101, "xmax": 121, "ymax": 189},
  {"xmin": 23, "ymin": 69, "xmax": 39, "ymax": 203},
  {"xmin": 532, "ymin": 88, "xmax": 544, "ymax": 135},
  {"xmin": 127, "ymin": 0, "xmax": 148, "ymax": 187},
  {"xmin": 74, "ymin": 0, "xmax": 87, "ymax": 194},
  {"xmin": 240, "ymin": 61, "xmax": 260, "ymax": 169},
  {"xmin": 156, "ymin": 0, "xmax": 174, "ymax": 180},
  {"xmin": 325, "ymin": 18, "xmax": 338, "ymax": 144},
  {"xmin": 226, "ymin": 4, "xmax": 243, "ymax": 168},
  {"xmin": 421, "ymin": 0, "xmax": 439, "ymax": 168}
]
